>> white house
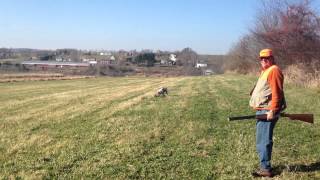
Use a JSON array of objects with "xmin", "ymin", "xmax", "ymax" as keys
[
  {"xmin": 100, "ymin": 52, "xmax": 112, "ymax": 56},
  {"xmin": 160, "ymin": 59, "xmax": 167, "ymax": 64},
  {"xmin": 195, "ymin": 63, "xmax": 207, "ymax": 68},
  {"xmin": 55, "ymin": 58, "xmax": 63, "ymax": 62},
  {"xmin": 169, "ymin": 54, "xmax": 177, "ymax": 62},
  {"xmin": 82, "ymin": 58, "xmax": 96, "ymax": 62},
  {"xmin": 110, "ymin": 55, "xmax": 116, "ymax": 61},
  {"xmin": 204, "ymin": 69, "xmax": 214, "ymax": 75},
  {"xmin": 89, "ymin": 60, "xmax": 97, "ymax": 65}
]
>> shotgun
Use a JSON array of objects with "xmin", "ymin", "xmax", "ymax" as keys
[{"xmin": 228, "ymin": 113, "xmax": 314, "ymax": 124}]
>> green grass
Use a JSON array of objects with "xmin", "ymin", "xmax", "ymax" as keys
[{"xmin": 0, "ymin": 74, "xmax": 319, "ymax": 179}]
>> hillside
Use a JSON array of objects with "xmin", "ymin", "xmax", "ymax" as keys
[{"xmin": 0, "ymin": 75, "xmax": 319, "ymax": 179}]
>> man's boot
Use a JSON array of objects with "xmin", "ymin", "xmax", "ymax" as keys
[{"xmin": 252, "ymin": 169, "xmax": 273, "ymax": 178}]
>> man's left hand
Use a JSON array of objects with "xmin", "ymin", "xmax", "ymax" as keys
[{"xmin": 267, "ymin": 110, "xmax": 274, "ymax": 120}]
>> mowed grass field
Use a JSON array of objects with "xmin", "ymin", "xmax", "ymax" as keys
[{"xmin": 0, "ymin": 74, "xmax": 319, "ymax": 179}]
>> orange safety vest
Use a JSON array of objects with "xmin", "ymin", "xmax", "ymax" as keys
[{"xmin": 249, "ymin": 65, "xmax": 285, "ymax": 111}]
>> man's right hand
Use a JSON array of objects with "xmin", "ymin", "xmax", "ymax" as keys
[{"xmin": 267, "ymin": 110, "xmax": 274, "ymax": 120}]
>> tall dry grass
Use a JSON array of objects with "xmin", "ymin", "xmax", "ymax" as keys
[
  {"xmin": 0, "ymin": 73, "xmax": 94, "ymax": 82},
  {"xmin": 284, "ymin": 64, "xmax": 320, "ymax": 88},
  {"xmin": 0, "ymin": 73, "xmax": 64, "ymax": 78}
]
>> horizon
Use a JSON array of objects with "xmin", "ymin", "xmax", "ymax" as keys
[
  {"xmin": 1, "ymin": 0, "xmax": 319, "ymax": 55},
  {"xmin": 0, "ymin": 47, "xmax": 228, "ymax": 56},
  {"xmin": 1, "ymin": 0, "xmax": 259, "ymax": 55}
]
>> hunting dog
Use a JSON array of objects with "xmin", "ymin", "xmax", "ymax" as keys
[{"xmin": 155, "ymin": 87, "xmax": 168, "ymax": 97}]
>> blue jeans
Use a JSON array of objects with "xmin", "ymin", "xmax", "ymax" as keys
[{"xmin": 256, "ymin": 110, "xmax": 278, "ymax": 171}]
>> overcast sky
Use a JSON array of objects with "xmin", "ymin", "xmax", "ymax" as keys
[{"xmin": 1, "ymin": 0, "xmax": 318, "ymax": 54}]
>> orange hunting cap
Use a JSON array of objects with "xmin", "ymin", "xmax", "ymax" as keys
[{"xmin": 259, "ymin": 49, "xmax": 273, "ymax": 58}]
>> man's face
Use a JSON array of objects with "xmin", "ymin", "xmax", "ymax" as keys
[{"xmin": 260, "ymin": 57, "xmax": 272, "ymax": 69}]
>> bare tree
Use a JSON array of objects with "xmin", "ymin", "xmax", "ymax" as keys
[
  {"xmin": 224, "ymin": 0, "xmax": 320, "ymax": 73},
  {"xmin": 253, "ymin": 0, "xmax": 320, "ymax": 68},
  {"xmin": 177, "ymin": 48, "xmax": 198, "ymax": 67},
  {"xmin": 224, "ymin": 35, "xmax": 262, "ymax": 74}
]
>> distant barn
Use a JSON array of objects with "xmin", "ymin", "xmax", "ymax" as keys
[
  {"xmin": 21, "ymin": 61, "xmax": 91, "ymax": 68},
  {"xmin": 21, "ymin": 61, "xmax": 92, "ymax": 74}
]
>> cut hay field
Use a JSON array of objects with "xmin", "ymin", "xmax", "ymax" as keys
[{"xmin": 0, "ymin": 75, "xmax": 319, "ymax": 179}]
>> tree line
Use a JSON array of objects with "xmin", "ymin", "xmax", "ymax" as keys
[{"xmin": 224, "ymin": 0, "xmax": 320, "ymax": 75}]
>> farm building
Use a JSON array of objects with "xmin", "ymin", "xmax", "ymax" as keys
[
  {"xmin": 21, "ymin": 61, "xmax": 92, "ymax": 73},
  {"xmin": 17, "ymin": 59, "xmax": 121, "ymax": 75},
  {"xmin": 21, "ymin": 61, "xmax": 90, "ymax": 67},
  {"xmin": 195, "ymin": 63, "xmax": 207, "ymax": 68}
]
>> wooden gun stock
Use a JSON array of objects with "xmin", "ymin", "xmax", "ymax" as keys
[
  {"xmin": 280, "ymin": 113, "xmax": 314, "ymax": 124},
  {"xmin": 228, "ymin": 113, "xmax": 314, "ymax": 124}
]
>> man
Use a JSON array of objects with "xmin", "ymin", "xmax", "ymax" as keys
[{"xmin": 249, "ymin": 49, "xmax": 286, "ymax": 177}]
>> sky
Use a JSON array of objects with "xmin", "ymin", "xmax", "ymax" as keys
[{"xmin": 0, "ymin": 0, "xmax": 287, "ymax": 54}]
